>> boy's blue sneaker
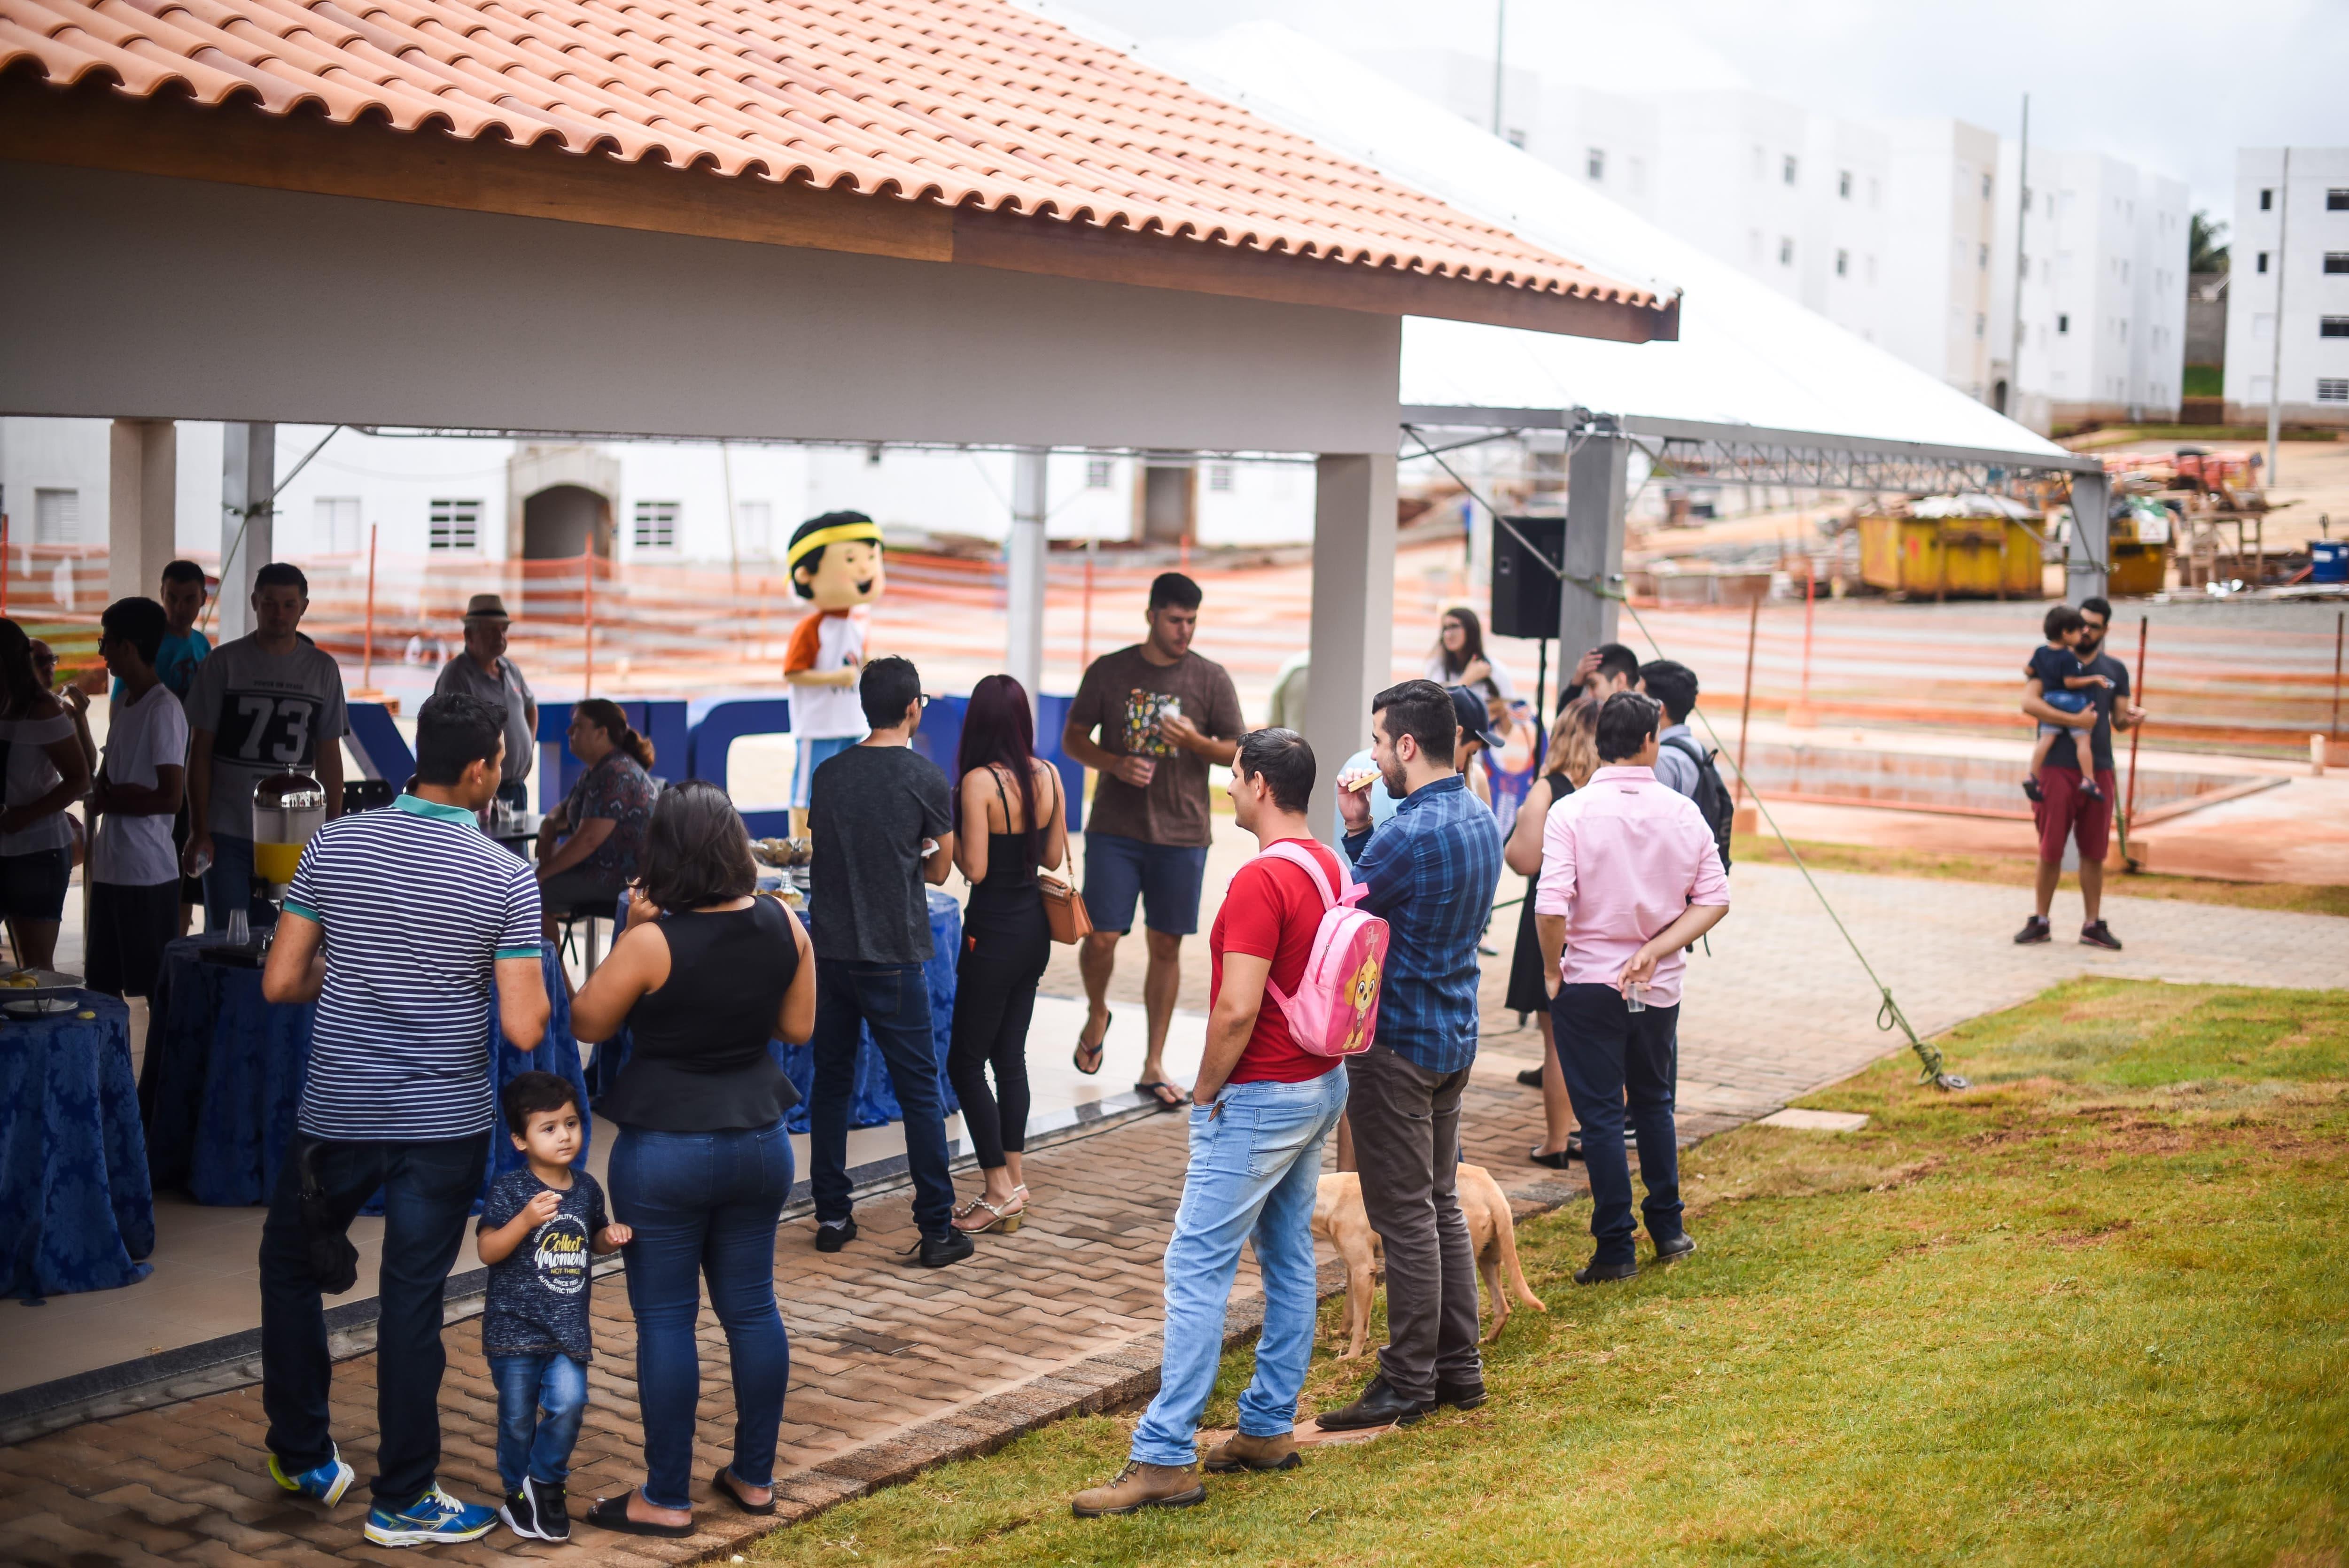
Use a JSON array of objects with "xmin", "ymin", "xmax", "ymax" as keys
[
  {"xmin": 363, "ymin": 1485, "xmax": 499, "ymax": 1547},
  {"xmin": 266, "ymin": 1447, "xmax": 355, "ymax": 1508}
]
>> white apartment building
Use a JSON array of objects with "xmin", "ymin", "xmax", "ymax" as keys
[
  {"xmin": 2223, "ymin": 147, "xmax": 2349, "ymax": 427},
  {"xmin": 1990, "ymin": 146, "xmax": 2191, "ymax": 430},
  {"xmin": 1882, "ymin": 119, "xmax": 2003, "ymax": 402}
]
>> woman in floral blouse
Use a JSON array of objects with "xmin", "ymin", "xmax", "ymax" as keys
[{"xmin": 535, "ymin": 699, "xmax": 657, "ymax": 940}]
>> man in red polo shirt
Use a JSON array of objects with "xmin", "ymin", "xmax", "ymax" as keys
[{"xmin": 2016, "ymin": 596, "xmax": 2147, "ymax": 950}]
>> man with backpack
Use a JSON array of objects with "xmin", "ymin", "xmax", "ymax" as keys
[
  {"xmin": 1536, "ymin": 693, "xmax": 1730, "ymax": 1284},
  {"xmin": 1072, "ymin": 729, "xmax": 1354, "ymax": 1516},
  {"xmin": 1640, "ymin": 660, "xmax": 1734, "ymax": 874}
]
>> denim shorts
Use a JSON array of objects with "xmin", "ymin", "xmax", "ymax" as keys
[
  {"xmin": 0, "ymin": 846, "xmax": 71, "ymax": 923},
  {"xmin": 1081, "ymin": 832, "xmax": 1210, "ymax": 937}
]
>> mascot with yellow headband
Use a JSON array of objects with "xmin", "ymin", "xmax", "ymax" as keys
[{"xmin": 784, "ymin": 510, "xmax": 887, "ymax": 835}]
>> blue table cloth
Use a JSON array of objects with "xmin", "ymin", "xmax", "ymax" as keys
[
  {"xmin": 140, "ymin": 940, "xmax": 589, "ymax": 1210},
  {"xmin": 2, "ymin": 993, "xmax": 153, "ymax": 1299},
  {"xmin": 584, "ymin": 889, "xmax": 959, "ymax": 1134}
]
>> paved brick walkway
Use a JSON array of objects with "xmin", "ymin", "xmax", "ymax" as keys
[{"xmin": 4, "ymin": 863, "xmax": 2340, "ymax": 1565}]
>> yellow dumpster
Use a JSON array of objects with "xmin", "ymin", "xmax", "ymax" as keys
[{"xmin": 1857, "ymin": 509, "xmax": 2045, "ymax": 599}]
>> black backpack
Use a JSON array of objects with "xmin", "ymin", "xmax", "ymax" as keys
[{"xmin": 1661, "ymin": 735, "xmax": 1735, "ymax": 875}]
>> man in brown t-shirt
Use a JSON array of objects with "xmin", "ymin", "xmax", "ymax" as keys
[{"xmin": 1062, "ymin": 572, "xmax": 1244, "ymax": 1110}]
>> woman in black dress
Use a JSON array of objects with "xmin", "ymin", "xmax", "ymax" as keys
[
  {"xmin": 1503, "ymin": 696, "xmax": 1599, "ymax": 1167},
  {"xmin": 945, "ymin": 675, "xmax": 1068, "ymax": 1234}
]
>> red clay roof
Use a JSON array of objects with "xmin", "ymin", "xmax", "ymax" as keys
[{"xmin": 0, "ymin": 0, "xmax": 1666, "ymax": 316}]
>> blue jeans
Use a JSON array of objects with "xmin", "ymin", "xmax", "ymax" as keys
[
  {"xmin": 608, "ymin": 1119, "xmax": 795, "ymax": 1512},
  {"xmin": 808, "ymin": 961, "xmax": 955, "ymax": 1238},
  {"xmin": 1129, "ymin": 1070, "xmax": 1348, "ymax": 1468},
  {"xmin": 201, "ymin": 832, "xmax": 277, "ymax": 932},
  {"xmin": 1549, "ymin": 983, "xmax": 1684, "ymax": 1266},
  {"xmin": 488, "ymin": 1352, "xmax": 587, "ymax": 1493}
]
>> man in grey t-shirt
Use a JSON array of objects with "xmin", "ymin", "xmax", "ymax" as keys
[
  {"xmin": 184, "ymin": 562, "xmax": 348, "ymax": 934},
  {"xmin": 804, "ymin": 656, "xmax": 964, "ymax": 1267},
  {"xmin": 433, "ymin": 594, "xmax": 537, "ymax": 809}
]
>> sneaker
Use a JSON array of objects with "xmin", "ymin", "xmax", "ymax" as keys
[
  {"xmin": 530, "ymin": 1479, "xmax": 570, "ymax": 1543},
  {"xmin": 813, "ymin": 1217, "xmax": 856, "ymax": 1253},
  {"xmin": 365, "ymin": 1485, "xmax": 498, "ymax": 1548},
  {"xmin": 2013, "ymin": 915, "xmax": 2052, "ymax": 945},
  {"xmin": 910, "ymin": 1229, "xmax": 976, "ymax": 1269},
  {"xmin": 2022, "ymin": 776, "xmax": 2044, "ymax": 802},
  {"xmin": 267, "ymin": 1446, "xmax": 355, "ymax": 1508},
  {"xmin": 499, "ymin": 1486, "xmax": 542, "ymax": 1542},
  {"xmin": 2079, "ymin": 921, "xmax": 2123, "ymax": 951}
]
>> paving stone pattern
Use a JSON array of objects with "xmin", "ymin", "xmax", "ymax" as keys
[{"xmin": 4, "ymin": 863, "xmax": 2339, "ymax": 1564}]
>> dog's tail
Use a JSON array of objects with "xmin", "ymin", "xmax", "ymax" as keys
[{"xmin": 1494, "ymin": 1200, "xmax": 1548, "ymax": 1313}]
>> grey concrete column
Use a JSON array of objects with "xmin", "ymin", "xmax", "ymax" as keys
[
  {"xmin": 2066, "ymin": 468, "xmax": 2109, "ymax": 605},
  {"xmin": 108, "ymin": 418, "xmax": 178, "ymax": 603},
  {"xmin": 1560, "ymin": 420, "xmax": 1630, "ymax": 674},
  {"xmin": 1006, "ymin": 447, "xmax": 1048, "ymax": 717},
  {"xmin": 218, "ymin": 421, "xmax": 274, "ymax": 641},
  {"xmin": 1303, "ymin": 452, "xmax": 1397, "ymax": 840}
]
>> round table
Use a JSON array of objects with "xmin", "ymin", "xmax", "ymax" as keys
[
  {"xmin": 2, "ymin": 993, "xmax": 153, "ymax": 1300},
  {"xmin": 139, "ymin": 941, "xmax": 589, "ymax": 1210}
]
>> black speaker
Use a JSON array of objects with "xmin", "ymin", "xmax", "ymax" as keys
[{"xmin": 1489, "ymin": 515, "xmax": 1564, "ymax": 639}]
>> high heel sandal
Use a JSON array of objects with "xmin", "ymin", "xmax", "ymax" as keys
[{"xmin": 952, "ymin": 1194, "xmax": 1024, "ymax": 1234}]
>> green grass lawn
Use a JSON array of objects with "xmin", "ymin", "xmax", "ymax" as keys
[{"xmin": 748, "ymin": 980, "xmax": 2349, "ymax": 1566}]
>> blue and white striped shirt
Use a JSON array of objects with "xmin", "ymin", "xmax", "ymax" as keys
[{"xmin": 286, "ymin": 794, "xmax": 543, "ymax": 1141}]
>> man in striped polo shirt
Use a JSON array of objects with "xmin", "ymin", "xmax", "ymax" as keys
[{"xmin": 257, "ymin": 692, "xmax": 550, "ymax": 1548}]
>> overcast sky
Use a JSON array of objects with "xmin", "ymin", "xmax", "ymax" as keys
[{"xmin": 1067, "ymin": 0, "xmax": 2345, "ymax": 227}]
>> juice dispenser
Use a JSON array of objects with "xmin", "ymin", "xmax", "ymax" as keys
[{"xmin": 252, "ymin": 769, "xmax": 327, "ymax": 910}]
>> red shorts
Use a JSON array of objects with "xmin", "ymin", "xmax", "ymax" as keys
[{"xmin": 2034, "ymin": 766, "xmax": 2115, "ymax": 864}]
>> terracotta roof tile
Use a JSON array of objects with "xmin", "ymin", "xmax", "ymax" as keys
[{"xmin": 0, "ymin": 0, "xmax": 1669, "ymax": 314}]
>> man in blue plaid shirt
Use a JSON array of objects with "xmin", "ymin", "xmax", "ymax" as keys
[{"xmin": 1319, "ymin": 679, "xmax": 1503, "ymax": 1431}]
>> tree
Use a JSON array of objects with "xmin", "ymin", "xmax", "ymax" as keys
[{"xmin": 2190, "ymin": 211, "xmax": 2229, "ymax": 275}]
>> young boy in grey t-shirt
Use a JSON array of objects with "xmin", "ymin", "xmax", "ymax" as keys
[{"xmin": 475, "ymin": 1073, "xmax": 628, "ymax": 1543}]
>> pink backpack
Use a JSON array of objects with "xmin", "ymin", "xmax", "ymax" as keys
[{"xmin": 1255, "ymin": 841, "xmax": 1389, "ymax": 1059}]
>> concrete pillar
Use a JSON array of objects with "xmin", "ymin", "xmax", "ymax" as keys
[
  {"xmin": 108, "ymin": 419, "xmax": 178, "ymax": 604},
  {"xmin": 1560, "ymin": 420, "xmax": 1630, "ymax": 675},
  {"xmin": 1303, "ymin": 452, "xmax": 1397, "ymax": 840},
  {"xmin": 1006, "ymin": 447, "xmax": 1048, "ymax": 719},
  {"xmin": 2066, "ymin": 468, "xmax": 2109, "ymax": 605},
  {"xmin": 218, "ymin": 421, "xmax": 274, "ymax": 641}
]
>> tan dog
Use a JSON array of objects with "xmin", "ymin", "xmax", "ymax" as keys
[{"xmin": 1310, "ymin": 1164, "xmax": 1546, "ymax": 1359}]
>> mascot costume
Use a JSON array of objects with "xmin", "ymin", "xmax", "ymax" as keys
[{"xmin": 785, "ymin": 510, "xmax": 887, "ymax": 836}]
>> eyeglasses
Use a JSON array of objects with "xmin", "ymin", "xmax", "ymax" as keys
[{"xmin": 917, "ymin": 694, "xmax": 930, "ymax": 709}]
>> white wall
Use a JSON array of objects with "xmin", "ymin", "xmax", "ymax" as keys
[{"xmin": 2224, "ymin": 147, "xmax": 2349, "ymax": 424}]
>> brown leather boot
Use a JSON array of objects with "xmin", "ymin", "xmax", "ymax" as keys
[
  {"xmin": 1203, "ymin": 1431, "xmax": 1300, "ymax": 1473},
  {"xmin": 1070, "ymin": 1461, "xmax": 1207, "ymax": 1517}
]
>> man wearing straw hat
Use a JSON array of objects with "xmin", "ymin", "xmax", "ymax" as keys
[{"xmin": 434, "ymin": 594, "xmax": 537, "ymax": 813}]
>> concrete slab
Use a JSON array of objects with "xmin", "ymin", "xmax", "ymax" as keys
[{"xmin": 1758, "ymin": 1108, "xmax": 1872, "ymax": 1133}]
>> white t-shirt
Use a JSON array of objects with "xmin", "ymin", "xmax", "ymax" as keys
[
  {"xmin": 0, "ymin": 709, "xmax": 78, "ymax": 856},
  {"xmin": 784, "ymin": 607, "xmax": 871, "ymax": 740},
  {"xmin": 93, "ymin": 683, "xmax": 190, "ymax": 886},
  {"xmin": 1423, "ymin": 651, "xmax": 1517, "ymax": 709}
]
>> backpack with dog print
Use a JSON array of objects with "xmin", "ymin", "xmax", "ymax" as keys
[{"xmin": 1255, "ymin": 841, "xmax": 1389, "ymax": 1059}]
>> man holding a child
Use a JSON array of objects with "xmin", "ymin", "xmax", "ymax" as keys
[{"xmin": 2016, "ymin": 596, "xmax": 2147, "ymax": 951}]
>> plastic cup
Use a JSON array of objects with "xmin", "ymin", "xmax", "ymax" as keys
[{"xmin": 1625, "ymin": 980, "xmax": 1647, "ymax": 1013}]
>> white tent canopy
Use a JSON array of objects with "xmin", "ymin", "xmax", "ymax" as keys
[{"xmin": 1144, "ymin": 22, "xmax": 2070, "ymax": 458}]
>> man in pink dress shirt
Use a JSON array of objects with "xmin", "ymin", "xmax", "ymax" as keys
[{"xmin": 1534, "ymin": 693, "xmax": 1730, "ymax": 1284}]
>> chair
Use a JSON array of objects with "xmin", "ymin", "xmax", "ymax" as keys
[
  {"xmin": 553, "ymin": 894, "xmax": 618, "ymax": 977},
  {"xmin": 342, "ymin": 778, "xmax": 397, "ymax": 813}
]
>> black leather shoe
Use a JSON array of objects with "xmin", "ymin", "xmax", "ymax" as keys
[
  {"xmin": 1651, "ymin": 1234, "xmax": 1696, "ymax": 1265},
  {"xmin": 912, "ymin": 1229, "xmax": 975, "ymax": 1269},
  {"xmin": 1516, "ymin": 1063, "xmax": 1544, "ymax": 1088},
  {"xmin": 1433, "ymin": 1377, "xmax": 1487, "ymax": 1411},
  {"xmin": 813, "ymin": 1218, "xmax": 857, "ymax": 1253},
  {"xmin": 1316, "ymin": 1374, "xmax": 1433, "ymax": 1431},
  {"xmin": 1573, "ymin": 1257, "xmax": 1639, "ymax": 1285}
]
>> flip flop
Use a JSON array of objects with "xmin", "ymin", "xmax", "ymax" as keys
[
  {"xmin": 1528, "ymin": 1145, "xmax": 1572, "ymax": 1170},
  {"xmin": 1135, "ymin": 1080, "xmax": 1186, "ymax": 1112},
  {"xmin": 1073, "ymin": 1013, "xmax": 1108, "ymax": 1076},
  {"xmin": 711, "ymin": 1468, "xmax": 776, "ymax": 1517},
  {"xmin": 585, "ymin": 1496, "xmax": 694, "ymax": 1539}
]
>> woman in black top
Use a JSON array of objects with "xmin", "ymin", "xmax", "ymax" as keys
[
  {"xmin": 945, "ymin": 675, "xmax": 1067, "ymax": 1235},
  {"xmin": 569, "ymin": 781, "xmax": 815, "ymax": 1539},
  {"xmin": 1503, "ymin": 697, "xmax": 1598, "ymax": 1168}
]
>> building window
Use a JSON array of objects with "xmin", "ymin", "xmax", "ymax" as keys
[
  {"xmin": 2322, "ymin": 318, "xmax": 2349, "ymax": 339},
  {"xmin": 1835, "ymin": 249, "xmax": 1849, "ymax": 278},
  {"xmin": 1782, "ymin": 154, "xmax": 1797, "ymax": 186},
  {"xmin": 1979, "ymin": 243, "xmax": 1990, "ymax": 270},
  {"xmin": 1084, "ymin": 458, "xmax": 1112, "ymax": 489},
  {"xmin": 2318, "ymin": 379, "xmax": 2349, "ymax": 403},
  {"xmin": 2257, "ymin": 251, "xmax": 2270, "ymax": 273},
  {"xmin": 1981, "ymin": 172, "xmax": 1992, "ymax": 200},
  {"xmin": 2118, "ymin": 319, "xmax": 2128, "ymax": 342},
  {"xmin": 1751, "ymin": 145, "xmax": 1764, "ymax": 179},
  {"xmin": 314, "ymin": 497, "xmax": 360, "ymax": 554},
  {"xmin": 1506, "ymin": 128, "xmax": 1527, "ymax": 149},
  {"xmin": 1585, "ymin": 147, "xmax": 1604, "ymax": 181},
  {"xmin": 2326, "ymin": 253, "xmax": 2349, "ymax": 274},
  {"xmin": 1748, "ymin": 229, "xmax": 1762, "ymax": 264},
  {"xmin": 1838, "ymin": 170, "xmax": 1851, "ymax": 200},
  {"xmin": 1628, "ymin": 155, "xmax": 1646, "ymax": 195},
  {"xmin": 1866, "ymin": 254, "xmax": 1877, "ymax": 284},
  {"xmin": 1207, "ymin": 464, "xmax": 1235, "ymax": 493},
  {"xmin": 33, "ymin": 488, "xmax": 78, "ymax": 544},
  {"xmin": 864, "ymin": 443, "xmax": 883, "ymax": 466},
  {"xmin": 2259, "ymin": 188, "xmax": 2272, "ymax": 210},
  {"xmin": 736, "ymin": 499, "xmax": 773, "ymax": 557},
  {"xmin": 2328, "ymin": 189, "xmax": 2349, "ymax": 211},
  {"xmin": 632, "ymin": 500, "xmax": 679, "ymax": 550},
  {"xmin": 1778, "ymin": 236, "xmax": 1794, "ymax": 267},
  {"xmin": 2057, "ymin": 314, "xmax": 2069, "ymax": 334},
  {"xmin": 428, "ymin": 499, "xmax": 479, "ymax": 551},
  {"xmin": 1870, "ymin": 177, "xmax": 1881, "ymax": 207},
  {"xmin": 1976, "ymin": 313, "xmax": 1987, "ymax": 338}
]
